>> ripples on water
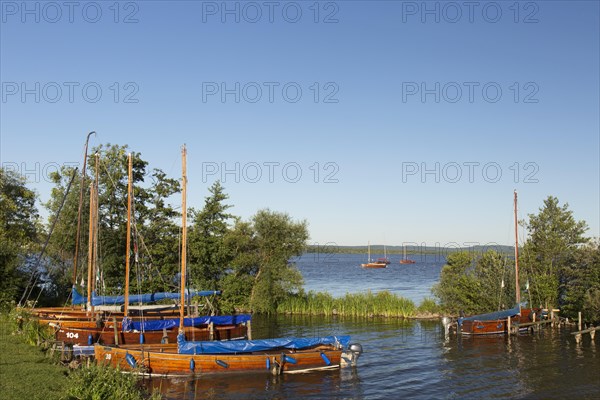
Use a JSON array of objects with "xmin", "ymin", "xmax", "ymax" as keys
[{"xmin": 147, "ymin": 254, "xmax": 600, "ymax": 399}]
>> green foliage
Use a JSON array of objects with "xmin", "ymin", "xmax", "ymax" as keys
[
  {"xmin": 0, "ymin": 168, "xmax": 40, "ymax": 307},
  {"xmin": 560, "ymin": 241, "xmax": 600, "ymax": 322},
  {"xmin": 521, "ymin": 196, "xmax": 589, "ymax": 309},
  {"xmin": 0, "ymin": 312, "xmax": 68, "ymax": 400},
  {"xmin": 188, "ymin": 181, "xmax": 235, "ymax": 291},
  {"xmin": 432, "ymin": 250, "xmax": 516, "ymax": 315},
  {"xmin": 277, "ymin": 290, "xmax": 417, "ymax": 318},
  {"xmin": 416, "ymin": 297, "xmax": 440, "ymax": 315},
  {"xmin": 63, "ymin": 363, "xmax": 161, "ymax": 400},
  {"xmin": 432, "ymin": 252, "xmax": 477, "ymax": 314},
  {"xmin": 248, "ymin": 210, "xmax": 308, "ymax": 313},
  {"xmin": 44, "ymin": 144, "xmax": 180, "ymax": 303}
]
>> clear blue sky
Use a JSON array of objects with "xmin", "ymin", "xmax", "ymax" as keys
[{"xmin": 1, "ymin": 1, "xmax": 599, "ymax": 248}]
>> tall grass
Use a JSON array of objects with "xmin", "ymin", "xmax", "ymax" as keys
[
  {"xmin": 277, "ymin": 290, "xmax": 418, "ymax": 318},
  {"xmin": 9, "ymin": 307, "xmax": 54, "ymax": 346},
  {"xmin": 63, "ymin": 364, "xmax": 161, "ymax": 400}
]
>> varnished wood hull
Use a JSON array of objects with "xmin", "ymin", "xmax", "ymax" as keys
[
  {"xmin": 460, "ymin": 308, "xmax": 541, "ymax": 335},
  {"xmin": 95, "ymin": 343, "xmax": 344, "ymax": 376},
  {"xmin": 399, "ymin": 260, "xmax": 416, "ymax": 264},
  {"xmin": 361, "ymin": 263, "xmax": 387, "ymax": 269},
  {"xmin": 56, "ymin": 324, "xmax": 248, "ymax": 346}
]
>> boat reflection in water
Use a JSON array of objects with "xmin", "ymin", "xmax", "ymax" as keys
[{"xmin": 146, "ymin": 365, "xmax": 363, "ymax": 400}]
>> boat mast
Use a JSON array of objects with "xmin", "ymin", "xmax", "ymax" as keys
[
  {"xmin": 367, "ymin": 241, "xmax": 371, "ymax": 262},
  {"xmin": 124, "ymin": 153, "xmax": 132, "ymax": 317},
  {"xmin": 73, "ymin": 131, "xmax": 95, "ymax": 286},
  {"xmin": 86, "ymin": 156, "xmax": 98, "ymax": 314},
  {"xmin": 179, "ymin": 145, "xmax": 188, "ymax": 334},
  {"xmin": 514, "ymin": 190, "xmax": 521, "ymax": 308}
]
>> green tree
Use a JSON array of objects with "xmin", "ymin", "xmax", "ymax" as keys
[
  {"xmin": 521, "ymin": 196, "xmax": 589, "ymax": 310},
  {"xmin": 473, "ymin": 250, "xmax": 516, "ymax": 311},
  {"xmin": 0, "ymin": 168, "xmax": 40, "ymax": 307},
  {"xmin": 44, "ymin": 144, "xmax": 181, "ymax": 301},
  {"xmin": 219, "ymin": 210, "xmax": 308, "ymax": 314},
  {"xmin": 188, "ymin": 181, "xmax": 234, "ymax": 291},
  {"xmin": 432, "ymin": 252, "xmax": 477, "ymax": 314},
  {"xmin": 561, "ymin": 241, "xmax": 600, "ymax": 322},
  {"xmin": 249, "ymin": 210, "xmax": 307, "ymax": 313}
]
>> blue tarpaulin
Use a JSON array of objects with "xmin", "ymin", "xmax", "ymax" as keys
[
  {"xmin": 71, "ymin": 287, "xmax": 220, "ymax": 306},
  {"xmin": 177, "ymin": 334, "xmax": 350, "ymax": 354},
  {"xmin": 122, "ymin": 314, "xmax": 252, "ymax": 332},
  {"xmin": 457, "ymin": 305, "xmax": 521, "ymax": 326}
]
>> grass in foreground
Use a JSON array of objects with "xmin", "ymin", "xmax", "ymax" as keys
[
  {"xmin": 0, "ymin": 312, "xmax": 68, "ymax": 400},
  {"xmin": 0, "ymin": 310, "xmax": 161, "ymax": 400}
]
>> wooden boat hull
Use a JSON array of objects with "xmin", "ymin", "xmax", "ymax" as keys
[
  {"xmin": 56, "ymin": 324, "xmax": 248, "ymax": 346},
  {"xmin": 95, "ymin": 343, "xmax": 344, "ymax": 376},
  {"xmin": 361, "ymin": 263, "xmax": 387, "ymax": 269},
  {"xmin": 399, "ymin": 260, "xmax": 416, "ymax": 264},
  {"xmin": 460, "ymin": 308, "xmax": 542, "ymax": 335}
]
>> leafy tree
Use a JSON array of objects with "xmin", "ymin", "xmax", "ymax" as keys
[
  {"xmin": 473, "ymin": 250, "xmax": 516, "ymax": 311},
  {"xmin": 521, "ymin": 196, "xmax": 589, "ymax": 310},
  {"xmin": 44, "ymin": 144, "xmax": 181, "ymax": 302},
  {"xmin": 0, "ymin": 168, "xmax": 40, "ymax": 307},
  {"xmin": 219, "ymin": 210, "xmax": 308, "ymax": 314},
  {"xmin": 561, "ymin": 241, "xmax": 600, "ymax": 322},
  {"xmin": 432, "ymin": 252, "xmax": 478, "ymax": 314},
  {"xmin": 248, "ymin": 210, "xmax": 307, "ymax": 313},
  {"xmin": 188, "ymin": 181, "xmax": 234, "ymax": 291},
  {"xmin": 432, "ymin": 250, "xmax": 517, "ymax": 315}
]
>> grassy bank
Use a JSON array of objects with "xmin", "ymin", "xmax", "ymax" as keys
[
  {"xmin": 277, "ymin": 291, "xmax": 440, "ymax": 318},
  {"xmin": 0, "ymin": 310, "xmax": 160, "ymax": 400},
  {"xmin": 0, "ymin": 312, "xmax": 68, "ymax": 400}
]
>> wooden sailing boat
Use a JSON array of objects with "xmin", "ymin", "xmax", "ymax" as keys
[
  {"xmin": 53, "ymin": 153, "xmax": 250, "ymax": 346},
  {"xmin": 96, "ymin": 145, "xmax": 362, "ymax": 375},
  {"xmin": 376, "ymin": 244, "xmax": 391, "ymax": 265},
  {"xmin": 458, "ymin": 191, "xmax": 539, "ymax": 335},
  {"xmin": 399, "ymin": 244, "xmax": 416, "ymax": 264},
  {"xmin": 361, "ymin": 241, "xmax": 387, "ymax": 268}
]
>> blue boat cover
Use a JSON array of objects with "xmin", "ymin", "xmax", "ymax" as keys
[
  {"xmin": 177, "ymin": 334, "xmax": 350, "ymax": 354},
  {"xmin": 71, "ymin": 287, "xmax": 220, "ymax": 306},
  {"xmin": 122, "ymin": 314, "xmax": 252, "ymax": 332},
  {"xmin": 457, "ymin": 305, "xmax": 521, "ymax": 326}
]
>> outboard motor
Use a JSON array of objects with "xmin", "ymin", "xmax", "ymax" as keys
[
  {"xmin": 442, "ymin": 316, "xmax": 453, "ymax": 339},
  {"xmin": 342, "ymin": 343, "xmax": 363, "ymax": 366}
]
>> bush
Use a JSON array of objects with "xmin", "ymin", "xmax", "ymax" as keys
[{"xmin": 63, "ymin": 364, "xmax": 161, "ymax": 400}]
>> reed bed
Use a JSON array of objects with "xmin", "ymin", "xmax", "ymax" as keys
[{"xmin": 277, "ymin": 290, "xmax": 419, "ymax": 318}]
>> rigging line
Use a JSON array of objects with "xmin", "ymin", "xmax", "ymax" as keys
[{"xmin": 19, "ymin": 168, "xmax": 78, "ymax": 307}]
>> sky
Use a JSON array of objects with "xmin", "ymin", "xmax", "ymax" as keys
[{"xmin": 1, "ymin": 0, "xmax": 599, "ymax": 249}]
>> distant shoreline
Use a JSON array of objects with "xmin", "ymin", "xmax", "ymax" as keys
[{"xmin": 305, "ymin": 245, "xmax": 515, "ymax": 256}]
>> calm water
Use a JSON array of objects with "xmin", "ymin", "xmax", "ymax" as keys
[{"xmin": 147, "ymin": 254, "xmax": 600, "ymax": 399}]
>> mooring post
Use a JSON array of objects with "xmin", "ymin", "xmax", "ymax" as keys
[
  {"xmin": 578, "ymin": 312, "xmax": 582, "ymax": 331},
  {"xmin": 247, "ymin": 320, "xmax": 252, "ymax": 340},
  {"xmin": 507, "ymin": 316, "xmax": 512, "ymax": 335},
  {"xmin": 209, "ymin": 322, "xmax": 214, "ymax": 341}
]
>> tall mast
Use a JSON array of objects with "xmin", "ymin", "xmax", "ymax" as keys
[
  {"xmin": 73, "ymin": 131, "xmax": 95, "ymax": 286},
  {"xmin": 124, "ymin": 153, "xmax": 132, "ymax": 317},
  {"xmin": 89, "ymin": 153, "xmax": 100, "ymax": 315},
  {"xmin": 86, "ymin": 181, "xmax": 95, "ymax": 313},
  {"xmin": 179, "ymin": 145, "xmax": 188, "ymax": 334},
  {"xmin": 514, "ymin": 190, "xmax": 521, "ymax": 307}
]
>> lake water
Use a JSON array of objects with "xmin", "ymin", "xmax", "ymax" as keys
[{"xmin": 147, "ymin": 253, "xmax": 600, "ymax": 399}]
